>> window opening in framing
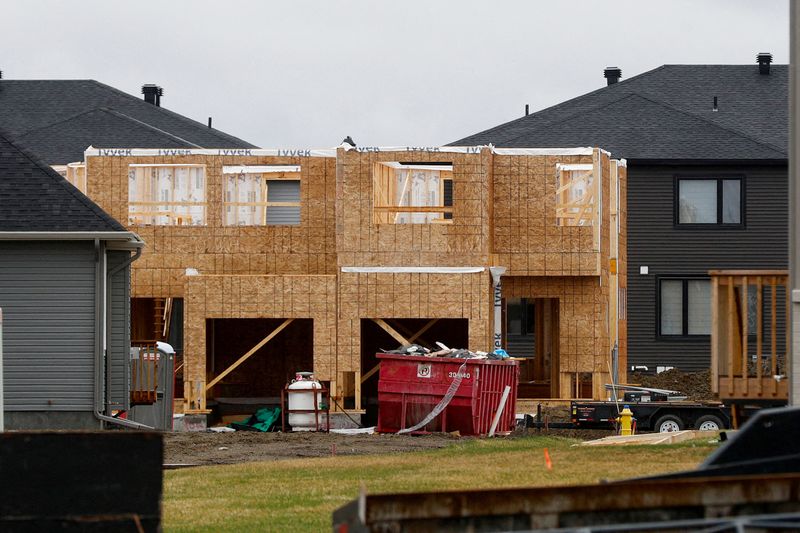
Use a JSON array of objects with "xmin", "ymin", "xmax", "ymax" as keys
[
  {"xmin": 128, "ymin": 164, "xmax": 207, "ymax": 225},
  {"xmin": 52, "ymin": 163, "xmax": 87, "ymax": 193},
  {"xmin": 222, "ymin": 165, "xmax": 301, "ymax": 226},
  {"xmin": 555, "ymin": 164, "xmax": 597, "ymax": 227},
  {"xmin": 373, "ymin": 162, "xmax": 453, "ymax": 224}
]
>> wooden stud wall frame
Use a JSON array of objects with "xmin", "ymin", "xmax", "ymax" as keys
[
  {"xmin": 372, "ymin": 162, "xmax": 454, "ymax": 224},
  {"xmin": 83, "ymin": 147, "xmax": 626, "ymax": 411}
]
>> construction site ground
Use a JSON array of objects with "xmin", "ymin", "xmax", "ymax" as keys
[
  {"xmin": 163, "ymin": 433, "xmax": 717, "ymax": 532},
  {"xmin": 164, "ymin": 428, "xmax": 614, "ymax": 466}
]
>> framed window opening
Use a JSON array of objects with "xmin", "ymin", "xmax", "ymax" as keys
[
  {"xmin": 675, "ymin": 176, "xmax": 744, "ymax": 226},
  {"xmin": 555, "ymin": 164, "xmax": 597, "ymax": 227},
  {"xmin": 53, "ymin": 163, "xmax": 87, "ymax": 193},
  {"xmin": 372, "ymin": 162, "xmax": 453, "ymax": 224},
  {"xmin": 128, "ymin": 164, "xmax": 207, "ymax": 226},
  {"xmin": 658, "ymin": 277, "xmax": 711, "ymax": 338},
  {"xmin": 222, "ymin": 165, "xmax": 301, "ymax": 226}
]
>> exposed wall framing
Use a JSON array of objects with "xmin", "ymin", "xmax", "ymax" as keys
[{"xmin": 83, "ymin": 146, "xmax": 626, "ymax": 410}]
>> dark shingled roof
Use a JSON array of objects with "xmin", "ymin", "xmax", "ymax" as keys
[
  {"xmin": 451, "ymin": 64, "xmax": 788, "ymax": 161},
  {"xmin": 0, "ymin": 79, "xmax": 257, "ymax": 164},
  {"xmin": 0, "ymin": 130, "xmax": 126, "ymax": 232}
]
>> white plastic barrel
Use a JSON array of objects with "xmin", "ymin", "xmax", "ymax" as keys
[{"xmin": 287, "ymin": 372, "xmax": 324, "ymax": 431}]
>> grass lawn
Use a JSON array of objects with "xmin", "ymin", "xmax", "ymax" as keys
[{"xmin": 163, "ymin": 435, "xmax": 717, "ymax": 532}]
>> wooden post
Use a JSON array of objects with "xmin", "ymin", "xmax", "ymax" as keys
[
  {"xmin": 711, "ymin": 276, "xmax": 719, "ymax": 394},
  {"xmin": 772, "ymin": 278, "xmax": 778, "ymax": 395},
  {"xmin": 742, "ymin": 278, "xmax": 748, "ymax": 395},
  {"xmin": 727, "ymin": 277, "xmax": 735, "ymax": 395},
  {"xmin": 757, "ymin": 276, "xmax": 763, "ymax": 395}
]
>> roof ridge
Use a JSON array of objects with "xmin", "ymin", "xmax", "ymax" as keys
[
  {"xmin": 449, "ymin": 65, "xmax": 669, "ymax": 144},
  {"xmin": 12, "ymin": 108, "xmax": 101, "ymax": 137},
  {"xmin": 498, "ymin": 93, "xmax": 644, "ymax": 145},
  {"xmin": 500, "ymin": 92, "xmax": 787, "ymax": 157},
  {"xmin": 629, "ymin": 92, "xmax": 788, "ymax": 156},
  {"xmin": 100, "ymin": 108, "xmax": 203, "ymax": 147},
  {"xmin": 88, "ymin": 80, "xmax": 258, "ymax": 148},
  {"xmin": 0, "ymin": 130, "xmax": 126, "ymax": 231}
]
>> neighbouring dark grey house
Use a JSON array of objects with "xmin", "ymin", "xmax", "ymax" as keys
[
  {"xmin": 0, "ymin": 78, "xmax": 256, "ymax": 165},
  {"xmin": 0, "ymin": 76, "xmax": 256, "ymax": 372},
  {"xmin": 452, "ymin": 54, "xmax": 788, "ymax": 373},
  {"xmin": 0, "ymin": 131, "xmax": 144, "ymax": 429}
]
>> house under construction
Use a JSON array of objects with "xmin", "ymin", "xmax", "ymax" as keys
[{"xmin": 77, "ymin": 144, "xmax": 626, "ymax": 420}]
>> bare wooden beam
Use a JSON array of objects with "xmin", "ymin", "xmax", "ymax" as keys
[
  {"xmin": 409, "ymin": 319, "xmax": 438, "ymax": 343},
  {"xmin": 372, "ymin": 318, "xmax": 410, "ymax": 346},
  {"xmin": 361, "ymin": 363, "xmax": 381, "ymax": 384},
  {"xmin": 205, "ymin": 319, "xmax": 293, "ymax": 391},
  {"xmin": 393, "ymin": 318, "xmax": 440, "ymax": 347}
]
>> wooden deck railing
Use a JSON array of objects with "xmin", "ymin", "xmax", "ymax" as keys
[
  {"xmin": 709, "ymin": 270, "xmax": 789, "ymax": 400},
  {"xmin": 131, "ymin": 340, "xmax": 159, "ymax": 405}
]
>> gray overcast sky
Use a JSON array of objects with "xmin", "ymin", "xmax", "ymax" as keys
[{"xmin": 2, "ymin": 0, "xmax": 790, "ymax": 148}]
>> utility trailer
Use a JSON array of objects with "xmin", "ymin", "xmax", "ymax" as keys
[{"xmin": 571, "ymin": 399, "xmax": 732, "ymax": 432}]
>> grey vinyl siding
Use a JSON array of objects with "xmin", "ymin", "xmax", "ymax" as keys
[
  {"xmin": 627, "ymin": 163, "xmax": 788, "ymax": 372},
  {"xmin": 0, "ymin": 241, "xmax": 96, "ymax": 411},
  {"xmin": 266, "ymin": 180, "xmax": 300, "ymax": 225},
  {"xmin": 107, "ymin": 251, "xmax": 130, "ymax": 410}
]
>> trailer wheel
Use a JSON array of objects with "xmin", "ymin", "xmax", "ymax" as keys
[
  {"xmin": 654, "ymin": 414, "xmax": 684, "ymax": 433},
  {"xmin": 695, "ymin": 415, "xmax": 724, "ymax": 431}
]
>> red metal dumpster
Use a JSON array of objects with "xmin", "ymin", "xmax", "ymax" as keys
[{"xmin": 376, "ymin": 353, "xmax": 519, "ymax": 436}]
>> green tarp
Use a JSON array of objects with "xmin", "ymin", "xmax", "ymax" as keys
[{"xmin": 229, "ymin": 407, "xmax": 281, "ymax": 432}]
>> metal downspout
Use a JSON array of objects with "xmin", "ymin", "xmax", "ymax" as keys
[{"xmin": 94, "ymin": 242, "xmax": 151, "ymax": 429}]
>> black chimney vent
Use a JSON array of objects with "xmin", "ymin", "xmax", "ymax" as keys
[
  {"xmin": 141, "ymin": 84, "xmax": 163, "ymax": 106},
  {"xmin": 604, "ymin": 67, "xmax": 622, "ymax": 86},
  {"xmin": 525, "ymin": 104, "xmax": 529, "ymax": 116},
  {"xmin": 757, "ymin": 53, "xmax": 772, "ymax": 75}
]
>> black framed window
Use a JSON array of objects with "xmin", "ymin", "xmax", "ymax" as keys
[
  {"xmin": 676, "ymin": 177, "xmax": 742, "ymax": 225},
  {"xmin": 659, "ymin": 278, "xmax": 711, "ymax": 336}
]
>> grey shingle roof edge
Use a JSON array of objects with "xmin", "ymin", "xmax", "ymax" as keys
[{"xmin": 0, "ymin": 128, "xmax": 139, "ymax": 238}]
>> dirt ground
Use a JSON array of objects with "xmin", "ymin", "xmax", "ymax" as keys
[
  {"xmin": 164, "ymin": 431, "xmax": 455, "ymax": 465},
  {"xmin": 630, "ymin": 369, "xmax": 714, "ymax": 401},
  {"xmin": 163, "ymin": 428, "xmax": 614, "ymax": 466}
]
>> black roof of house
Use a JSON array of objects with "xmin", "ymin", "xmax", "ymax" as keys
[
  {"xmin": 452, "ymin": 64, "xmax": 788, "ymax": 161},
  {"xmin": 0, "ymin": 130, "xmax": 126, "ymax": 232},
  {"xmin": 0, "ymin": 79, "xmax": 257, "ymax": 164}
]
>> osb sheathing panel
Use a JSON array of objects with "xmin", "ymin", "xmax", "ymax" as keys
[
  {"xmin": 336, "ymin": 271, "xmax": 491, "ymax": 374},
  {"xmin": 183, "ymin": 275, "xmax": 337, "ymax": 385},
  {"xmin": 85, "ymin": 155, "xmax": 337, "ymax": 298},
  {"xmin": 492, "ymin": 153, "xmax": 602, "ymax": 276},
  {"xmin": 504, "ymin": 275, "xmax": 610, "ymax": 399},
  {"xmin": 335, "ymin": 148, "xmax": 492, "ymax": 267},
  {"xmin": 617, "ymin": 163, "xmax": 629, "ymax": 383}
]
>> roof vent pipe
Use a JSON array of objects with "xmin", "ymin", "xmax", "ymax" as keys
[
  {"xmin": 604, "ymin": 67, "xmax": 622, "ymax": 85},
  {"xmin": 141, "ymin": 84, "xmax": 163, "ymax": 106},
  {"xmin": 757, "ymin": 52, "xmax": 772, "ymax": 75},
  {"xmin": 208, "ymin": 117, "xmax": 212, "ymax": 129},
  {"xmin": 713, "ymin": 96, "xmax": 718, "ymax": 112},
  {"xmin": 525, "ymin": 104, "xmax": 529, "ymax": 116}
]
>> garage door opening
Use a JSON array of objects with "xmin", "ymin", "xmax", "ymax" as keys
[
  {"xmin": 359, "ymin": 318, "xmax": 468, "ymax": 426},
  {"xmin": 205, "ymin": 318, "xmax": 313, "ymax": 421}
]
